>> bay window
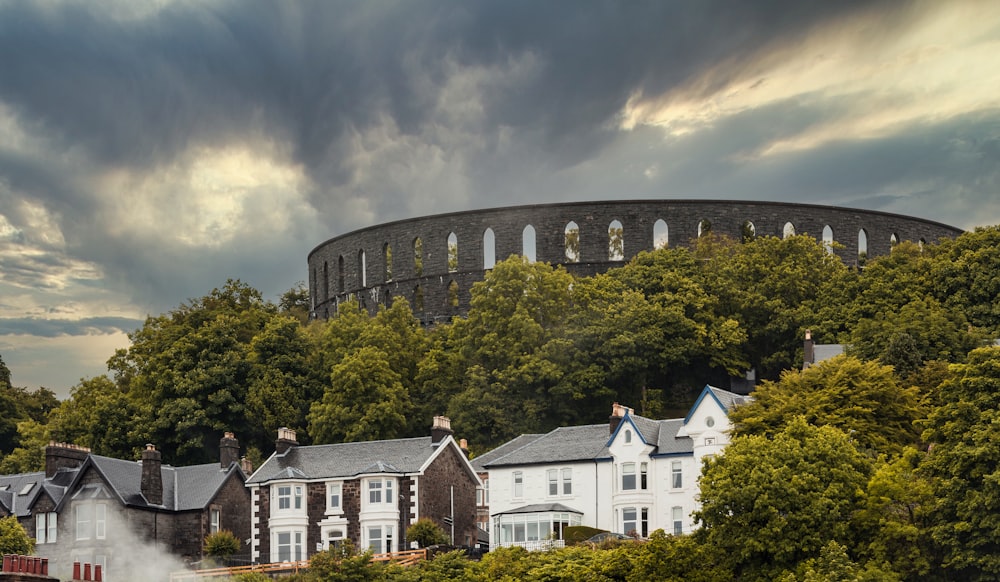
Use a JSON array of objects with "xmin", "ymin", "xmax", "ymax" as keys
[{"xmin": 621, "ymin": 463, "xmax": 636, "ymax": 490}]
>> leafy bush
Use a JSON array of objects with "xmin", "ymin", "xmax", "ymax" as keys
[
  {"xmin": 406, "ymin": 518, "xmax": 449, "ymax": 548},
  {"xmin": 204, "ymin": 530, "xmax": 241, "ymax": 559},
  {"xmin": 0, "ymin": 515, "xmax": 33, "ymax": 555},
  {"xmin": 564, "ymin": 525, "xmax": 603, "ymax": 545}
]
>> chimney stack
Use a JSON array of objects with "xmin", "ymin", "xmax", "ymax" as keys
[
  {"xmin": 141, "ymin": 444, "xmax": 163, "ymax": 505},
  {"xmin": 220, "ymin": 432, "xmax": 240, "ymax": 469},
  {"xmin": 240, "ymin": 456, "xmax": 254, "ymax": 476},
  {"xmin": 275, "ymin": 427, "xmax": 298, "ymax": 455},
  {"xmin": 431, "ymin": 416, "xmax": 453, "ymax": 444},
  {"xmin": 459, "ymin": 438, "xmax": 470, "ymax": 458},
  {"xmin": 803, "ymin": 329, "xmax": 814, "ymax": 369},
  {"xmin": 609, "ymin": 402, "xmax": 632, "ymax": 435},
  {"xmin": 45, "ymin": 442, "xmax": 91, "ymax": 478}
]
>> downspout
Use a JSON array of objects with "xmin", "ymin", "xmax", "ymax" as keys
[
  {"xmin": 450, "ymin": 486, "xmax": 455, "ymax": 545},
  {"xmin": 594, "ymin": 460, "xmax": 599, "ymax": 529}
]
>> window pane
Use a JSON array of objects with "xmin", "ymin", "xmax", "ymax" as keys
[
  {"xmin": 36, "ymin": 514, "xmax": 46, "ymax": 543},
  {"xmin": 622, "ymin": 463, "xmax": 636, "ymax": 490},
  {"xmin": 562, "ymin": 468, "xmax": 572, "ymax": 495},
  {"xmin": 47, "ymin": 513, "xmax": 57, "ymax": 543}
]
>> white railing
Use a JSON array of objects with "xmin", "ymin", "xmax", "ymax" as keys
[{"xmin": 496, "ymin": 539, "xmax": 566, "ymax": 552}]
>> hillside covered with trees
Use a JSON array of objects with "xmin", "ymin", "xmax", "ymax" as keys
[{"xmin": 3, "ymin": 226, "xmax": 1000, "ymax": 580}]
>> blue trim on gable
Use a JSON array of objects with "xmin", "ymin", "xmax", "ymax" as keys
[
  {"xmin": 606, "ymin": 412, "xmax": 648, "ymax": 447},
  {"xmin": 683, "ymin": 385, "xmax": 727, "ymax": 425}
]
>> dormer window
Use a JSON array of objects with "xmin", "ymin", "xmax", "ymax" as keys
[{"xmin": 624, "ymin": 430, "xmax": 632, "ymax": 443}]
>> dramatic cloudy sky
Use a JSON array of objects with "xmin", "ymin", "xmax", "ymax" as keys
[{"xmin": 1, "ymin": 0, "xmax": 999, "ymax": 396}]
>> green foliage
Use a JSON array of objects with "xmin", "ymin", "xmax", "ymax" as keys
[
  {"xmin": 233, "ymin": 573, "xmax": 270, "ymax": 582},
  {"xmin": 0, "ymin": 419, "xmax": 49, "ymax": 474},
  {"xmin": 203, "ymin": 530, "xmax": 241, "ymax": 558},
  {"xmin": 304, "ymin": 541, "xmax": 389, "ymax": 582},
  {"xmin": 695, "ymin": 234, "xmax": 848, "ymax": 380},
  {"xmin": 921, "ymin": 346, "xmax": 1000, "ymax": 579},
  {"xmin": 0, "ymin": 515, "xmax": 33, "ymax": 555},
  {"xmin": 731, "ymin": 355, "xmax": 924, "ymax": 455},
  {"xmin": 696, "ymin": 418, "xmax": 873, "ymax": 581},
  {"xmin": 406, "ymin": 518, "xmax": 449, "ymax": 548}
]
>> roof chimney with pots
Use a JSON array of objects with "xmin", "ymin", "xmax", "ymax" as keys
[
  {"xmin": 240, "ymin": 456, "xmax": 254, "ymax": 476},
  {"xmin": 45, "ymin": 442, "xmax": 91, "ymax": 478},
  {"xmin": 609, "ymin": 402, "xmax": 632, "ymax": 435},
  {"xmin": 431, "ymin": 416, "xmax": 453, "ymax": 444},
  {"xmin": 459, "ymin": 438, "xmax": 470, "ymax": 458},
  {"xmin": 275, "ymin": 427, "xmax": 298, "ymax": 455},
  {"xmin": 141, "ymin": 444, "xmax": 163, "ymax": 505},
  {"xmin": 803, "ymin": 329, "xmax": 815, "ymax": 370},
  {"xmin": 220, "ymin": 432, "xmax": 240, "ymax": 469}
]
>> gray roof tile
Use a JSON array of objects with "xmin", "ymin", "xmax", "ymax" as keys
[
  {"xmin": 0, "ymin": 472, "xmax": 45, "ymax": 518},
  {"xmin": 483, "ymin": 424, "xmax": 612, "ymax": 467},
  {"xmin": 470, "ymin": 434, "xmax": 543, "ymax": 473},
  {"xmin": 247, "ymin": 437, "xmax": 440, "ymax": 484}
]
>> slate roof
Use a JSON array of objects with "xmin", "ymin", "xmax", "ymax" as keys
[
  {"xmin": 0, "ymin": 472, "xmax": 45, "ymax": 518},
  {"xmin": 470, "ymin": 434, "xmax": 543, "ymax": 473},
  {"xmin": 482, "ymin": 424, "xmax": 613, "ymax": 467},
  {"xmin": 484, "ymin": 386, "xmax": 747, "ymax": 467},
  {"xmin": 85, "ymin": 455, "xmax": 241, "ymax": 510},
  {"xmin": 247, "ymin": 436, "xmax": 445, "ymax": 484}
]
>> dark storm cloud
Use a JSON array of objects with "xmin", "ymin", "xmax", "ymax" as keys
[
  {"xmin": 0, "ymin": 0, "xmax": 893, "ymax": 205},
  {"xmin": 0, "ymin": 316, "xmax": 142, "ymax": 338}
]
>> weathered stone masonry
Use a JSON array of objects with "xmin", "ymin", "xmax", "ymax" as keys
[{"xmin": 307, "ymin": 200, "xmax": 963, "ymax": 323}]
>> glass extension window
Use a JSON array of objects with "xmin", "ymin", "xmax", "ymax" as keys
[{"xmin": 621, "ymin": 463, "xmax": 636, "ymax": 491}]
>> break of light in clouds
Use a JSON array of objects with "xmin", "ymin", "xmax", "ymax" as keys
[{"xmin": 0, "ymin": 0, "xmax": 998, "ymax": 396}]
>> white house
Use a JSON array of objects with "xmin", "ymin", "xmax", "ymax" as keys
[{"xmin": 484, "ymin": 385, "xmax": 745, "ymax": 549}]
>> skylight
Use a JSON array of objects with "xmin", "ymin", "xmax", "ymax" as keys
[{"xmin": 19, "ymin": 482, "xmax": 34, "ymax": 495}]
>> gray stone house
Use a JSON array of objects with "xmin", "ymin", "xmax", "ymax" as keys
[
  {"xmin": 0, "ymin": 434, "xmax": 251, "ymax": 581},
  {"xmin": 246, "ymin": 417, "xmax": 480, "ymax": 563}
]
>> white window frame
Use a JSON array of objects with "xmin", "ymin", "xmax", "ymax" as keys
[
  {"xmin": 278, "ymin": 485, "xmax": 292, "ymax": 510},
  {"xmin": 95, "ymin": 503, "xmax": 106, "ymax": 540},
  {"xmin": 210, "ymin": 507, "xmax": 221, "ymax": 534},
  {"xmin": 327, "ymin": 482, "xmax": 342, "ymax": 513},
  {"xmin": 273, "ymin": 528, "xmax": 305, "ymax": 563},
  {"xmin": 365, "ymin": 523, "xmax": 394, "ymax": 554},
  {"xmin": 323, "ymin": 527, "xmax": 346, "ymax": 550},
  {"xmin": 561, "ymin": 468, "xmax": 572, "ymax": 495},
  {"xmin": 36, "ymin": 513, "xmax": 47, "ymax": 544},
  {"xmin": 76, "ymin": 504, "xmax": 92, "ymax": 541},
  {"xmin": 621, "ymin": 463, "xmax": 636, "ymax": 491},
  {"xmin": 640, "ymin": 462, "xmax": 648, "ymax": 490},
  {"xmin": 672, "ymin": 506, "xmax": 683, "ymax": 535},
  {"xmin": 363, "ymin": 477, "xmax": 396, "ymax": 511},
  {"xmin": 512, "ymin": 471, "xmax": 523, "ymax": 499},
  {"xmin": 623, "ymin": 507, "xmax": 637, "ymax": 536},
  {"xmin": 547, "ymin": 469, "xmax": 558, "ymax": 496},
  {"xmin": 671, "ymin": 461, "xmax": 682, "ymax": 489}
]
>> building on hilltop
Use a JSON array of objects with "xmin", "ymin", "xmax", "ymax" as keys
[
  {"xmin": 484, "ymin": 385, "xmax": 746, "ymax": 549},
  {"xmin": 0, "ymin": 434, "xmax": 251, "ymax": 580},
  {"xmin": 245, "ymin": 416, "xmax": 481, "ymax": 564}
]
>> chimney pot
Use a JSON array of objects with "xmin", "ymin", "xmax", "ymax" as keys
[
  {"xmin": 431, "ymin": 415, "xmax": 454, "ymax": 443},
  {"xmin": 275, "ymin": 427, "xmax": 299, "ymax": 455},
  {"xmin": 220, "ymin": 432, "xmax": 240, "ymax": 469}
]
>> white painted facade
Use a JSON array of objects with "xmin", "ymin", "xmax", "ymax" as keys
[{"xmin": 486, "ymin": 386, "xmax": 742, "ymax": 547}]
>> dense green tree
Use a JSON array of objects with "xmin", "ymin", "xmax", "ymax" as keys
[
  {"xmin": 447, "ymin": 258, "xmax": 585, "ymax": 445},
  {"xmin": 47, "ymin": 376, "xmax": 135, "ymax": 457},
  {"xmin": 571, "ymin": 250, "xmax": 746, "ymax": 409},
  {"xmin": 696, "ymin": 418, "xmax": 873, "ymax": 581},
  {"xmin": 731, "ymin": 355, "xmax": 924, "ymax": 455},
  {"xmin": 0, "ymin": 419, "xmax": 49, "ymax": 474},
  {"xmin": 921, "ymin": 347, "xmax": 1000, "ymax": 579},
  {"xmin": 108, "ymin": 280, "xmax": 282, "ymax": 464},
  {"xmin": 695, "ymin": 234, "xmax": 848, "ymax": 380},
  {"xmin": 308, "ymin": 346, "xmax": 410, "ymax": 443},
  {"xmin": 848, "ymin": 297, "xmax": 985, "ymax": 365},
  {"xmin": 0, "ymin": 515, "xmax": 33, "ymax": 555},
  {"xmin": 856, "ymin": 448, "xmax": 940, "ymax": 581},
  {"xmin": 279, "ymin": 281, "xmax": 312, "ymax": 324},
  {"xmin": 245, "ymin": 316, "xmax": 321, "ymax": 448},
  {"xmin": 931, "ymin": 226, "xmax": 1000, "ymax": 333}
]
